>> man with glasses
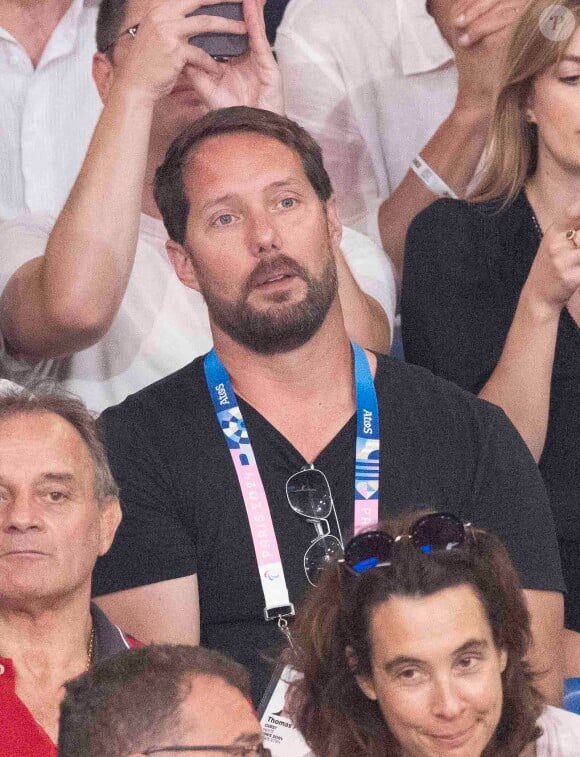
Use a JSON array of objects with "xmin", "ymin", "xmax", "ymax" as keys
[
  {"xmin": 92, "ymin": 106, "xmax": 565, "ymax": 708},
  {"xmin": 0, "ymin": 0, "xmax": 394, "ymax": 413},
  {"xmin": 59, "ymin": 644, "xmax": 270, "ymax": 756}
]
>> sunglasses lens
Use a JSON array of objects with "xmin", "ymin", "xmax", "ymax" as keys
[
  {"xmin": 412, "ymin": 513, "xmax": 465, "ymax": 553},
  {"xmin": 305, "ymin": 535, "xmax": 343, "ymax": 586},
  {"xmin": 344, "ymin": 531, "xmax": 394, "ymax": 574},
  {"xmin": 287, "ymin": 468, "xmax": 333, "ymax": 519}
]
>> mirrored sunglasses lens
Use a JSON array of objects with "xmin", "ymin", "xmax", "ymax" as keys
[
  {"xmin": 412, "ymin": 513, "xmax": 465, "ymax": 553},
  {"xmin": 344, "ymin": 531, "xmax": 393, "ymax": 573},
  {"xmin": 287, "ymin": 469, "xmax": 332, "ymax": 519},
  {"xmin": 304, "ymin": 535, "xmax": 343, "ymax": 586}
]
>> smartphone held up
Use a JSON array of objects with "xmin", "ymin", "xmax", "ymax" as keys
[{"xmin": 187, "ymin": 2, "xmax": 248, "ymax": 59}]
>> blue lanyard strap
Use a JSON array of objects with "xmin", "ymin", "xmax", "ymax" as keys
[{"xmin": 203, "ymin": 342, "xmax": 380, "ymax": 614}]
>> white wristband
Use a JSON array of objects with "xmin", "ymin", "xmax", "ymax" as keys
[{"xmin": 410, "ymin": 154, "xmax": 458, "ymax": 199}]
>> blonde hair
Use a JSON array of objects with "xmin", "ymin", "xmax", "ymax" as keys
[{"xmin": 474, "ymin": 0, "xmax": 580, "ymax": 204}]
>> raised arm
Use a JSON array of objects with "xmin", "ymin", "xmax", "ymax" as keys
[
  {"xmin": 379, "ymin": 0, "xmax": 527, "ymax": 275},
  {"xmin": 0, "ymin": 0, "xmax": 277, "ymax": 361}
]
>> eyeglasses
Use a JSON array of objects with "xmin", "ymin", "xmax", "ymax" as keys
[
  {"xmin": 100, "ymin": 23, "xmax": 140, "ymax": 55},
  {"xmin": 142, "ymin": 745, "xmax": 271, "ymax": 755},
  {"xmin": 286, "ymin": 465, "xmax": 344, "ymax": 586},
  {"xmin": 341, "ymin": 512, "xmax": 473, "ymax": 575}
]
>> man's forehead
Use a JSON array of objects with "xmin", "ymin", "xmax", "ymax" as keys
[
  {"xmin": 0, "ymin": 411, "xmax": 92, "ymax": 465},
  {"xmin": 184, "ymin": 132, "xmax": 307, "ymax": 192},
  {"xmin": 123, "ymin": 0, "xmax": 155, "ymax": 25}
]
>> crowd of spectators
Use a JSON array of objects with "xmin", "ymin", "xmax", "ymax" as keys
[{"xmin": 0, "ymin": 0, "xmax": 579, "ymax": 755}]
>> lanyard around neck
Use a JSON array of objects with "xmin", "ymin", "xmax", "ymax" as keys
[{"xmin": 203, "ymin": 342, "xmax": 380, "ymax": 621}]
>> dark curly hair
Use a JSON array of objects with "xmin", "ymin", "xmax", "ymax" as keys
[{"xmin": 288, "ymin": 511, "xmax": 544, "ymax": 757}]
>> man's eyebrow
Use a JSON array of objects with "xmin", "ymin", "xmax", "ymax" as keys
[
  {"xmin": 560, "ymin": 55, "xmax": 580, "ymax": 64},
  {"xmin": 231, "ymin": 732, "xmax": 263, "ymax": 746},
  {"xmin": 201, "ymin": 178, "xmax": 305, "ymax": 212},
  {"xmin": 36, "ymin": 472, "xmax": 76, "ymax": 485}
]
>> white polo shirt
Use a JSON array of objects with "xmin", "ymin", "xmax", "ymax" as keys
[
  {"xmin": 0, "ymin": 213, "xmax": 396, "ymax": 412},
  {"xmin": 0, "ymin": 0, "xmax": 102, "ymax": 221},
  {"xmin": 276, "ymin": 0, "xmax": 457, "ymax": 244}
]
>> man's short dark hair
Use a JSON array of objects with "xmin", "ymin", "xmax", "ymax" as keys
[
  {"xmin": 0, "ymin": 387, "xmax": 118, "ymax": 503},
  {"xmin": 59, "ymin": 644, "xmax": 252, "ymax": 757},
  {"xmin": 154, "ymin": 106, "xmax": 334, "ymax": 246},
  {"xmin": 96, "ymin": 0, "xmax": 130, "ymax": 54}
]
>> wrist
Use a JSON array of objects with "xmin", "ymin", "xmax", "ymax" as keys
[
  {"xmin": 108, "ymin": 77, "xmax": 160, "ymax": 113},
  {"xmin": 518, "ymin": 286, "xmax": 563, "ymax": 326},
  {"xmin": 448, "ymin": 99, "xmax": 491, "ymax": 137}
]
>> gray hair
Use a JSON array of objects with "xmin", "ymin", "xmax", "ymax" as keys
[{"xmin": 0, "ymin": 387, "xmax": 118, "ymax": 503}]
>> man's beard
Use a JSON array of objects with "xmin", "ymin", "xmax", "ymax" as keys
[{"xmin": 199, "ymin": 253, "xmax": 338, "ymax": 355}]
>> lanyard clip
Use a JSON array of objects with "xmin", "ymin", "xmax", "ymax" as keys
[{"xmin": 263, "ymin": 603, "xmax": 295, "ymax": 622}]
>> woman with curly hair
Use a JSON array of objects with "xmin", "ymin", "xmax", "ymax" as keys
[{"xmin": 288, "ymin": 511, "xmax": 580, "ymax": 756}]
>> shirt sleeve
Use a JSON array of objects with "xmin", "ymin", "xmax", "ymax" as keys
[
  {"xmin": 340, "ymin": 225, "xmax": 397, "ymax": 332},
  {"xmin": 275, "ymin": 19, "xmax": 382, "ymax": 241},
  {"xmin": 401, "ymin": 199, "xmax": 503, "ymax": 392},
  {"xmin": 91, "ymin": 401, "xmax": 198, "ymax": 596},
  {"xmin": 471, "ymin": 402, "xmax": 564, "ymax": 593}
]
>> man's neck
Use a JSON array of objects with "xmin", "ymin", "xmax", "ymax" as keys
[
  {"xmin": 0, "ymin": 0, "xmax": 74, "ymax": 67},
  {"xmin": 211, "ymin": 306, "xmax": 364, "ymax": 462},
  {"xmin": 0, "ymin": 590, "xmax": 93, "ymax": 682}
]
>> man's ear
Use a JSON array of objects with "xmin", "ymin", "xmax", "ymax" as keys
[
  {"xmin": 346, "ymin": 645, "xmax": 378, "ymax": 701},
  {"xmin": 166, "ymin": 240, "xmax": 201, "ymax": 293},
  {"xmin": 325, "ymin": 196, "xmax": 343, "ymax": 253},
  {"xmin": 98, "ymin": 497, "xmax": 123, "ymax": 556},
  {"xmin": 92, "ymin": 52, "xmax": 115, "ymax": 103}
]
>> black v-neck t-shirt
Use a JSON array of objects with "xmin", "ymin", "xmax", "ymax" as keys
[{"xmin": 93, "ymin": 352, "xmax": 563, "ymax": 702}]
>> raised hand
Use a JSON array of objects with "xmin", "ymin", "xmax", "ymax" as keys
[
  {"xmin": 451, "ymin": 0, "xmax": 528, "ymax": 46},
  {"xmin": 524, "ymin": 200, "xmax": 580, "ymax": 319},
  {"xmin": 111, "ymin": 0, "xmax": 246, "ymax": 105},
  {"xmin": 183, "ymin": 0, "xmax": 284, "ymax": 115}
]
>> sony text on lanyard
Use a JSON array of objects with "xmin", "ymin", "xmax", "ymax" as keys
[{"xmin": 204, "ymin": 342, "xmax": 380, "ymax": 624}]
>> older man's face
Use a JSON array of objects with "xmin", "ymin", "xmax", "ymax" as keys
[{"xmin": 0, "ymin": 412, "xmax": 120, "ymax": 611}]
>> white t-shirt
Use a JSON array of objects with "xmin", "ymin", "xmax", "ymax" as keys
[
  {"xmin": 535, "ymin": 706, "xmax": 580, "ymax": 756},
  {"xmin": 0, "ymin": 213, "xmax": 396, "ymax": 412},
  {"xmin": 276, "ymin": 0, "xmax": 457, "ymax": 244},
  {"xmin": 0, "ymin": 0, "xmax": 103, "ymax": 221}
]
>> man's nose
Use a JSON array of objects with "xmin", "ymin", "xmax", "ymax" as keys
[
  {"xmin": 2, "ymin": 493, "xmax": 44, "ymax": 532},
  {"xmin": 247, "ymin": 210, "xmax": 283, "ymax": 255}
]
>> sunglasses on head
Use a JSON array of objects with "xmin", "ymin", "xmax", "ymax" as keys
[{"xmin": 340, "ymin": 512, "xmax": 473, "ymax": 575}]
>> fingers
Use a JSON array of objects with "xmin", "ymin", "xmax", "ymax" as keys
[
  {"xmin": 452, "ymin": 0, "xmax": 523, "ymax": 46},
  {"xmin": 552, "ymin": 199, "xmax": 580, "ymax": 235},
  {"xmin": 243, "ymin": 0, "xmax": 272, "ymax": 58}
]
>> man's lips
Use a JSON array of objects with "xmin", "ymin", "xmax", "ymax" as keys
[
  {"xmin": 0, "ymin": 549, "xmax": 48, "ymax": 557},
  {"xmin": 250, "ymin": 265, "xmax": 300, "ymax": 288}
]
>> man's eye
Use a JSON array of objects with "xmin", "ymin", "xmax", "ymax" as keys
[
  {"xmin": 213, "ymin": 213, "xmax": 235, "ymax": 227},
  {"xmin": 279, "ymin": 197, "xmax": 297, "ymax": 209},
  {"xmin": 46, "ymin": 491, "xmax": 68, "ymax": 502}
]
